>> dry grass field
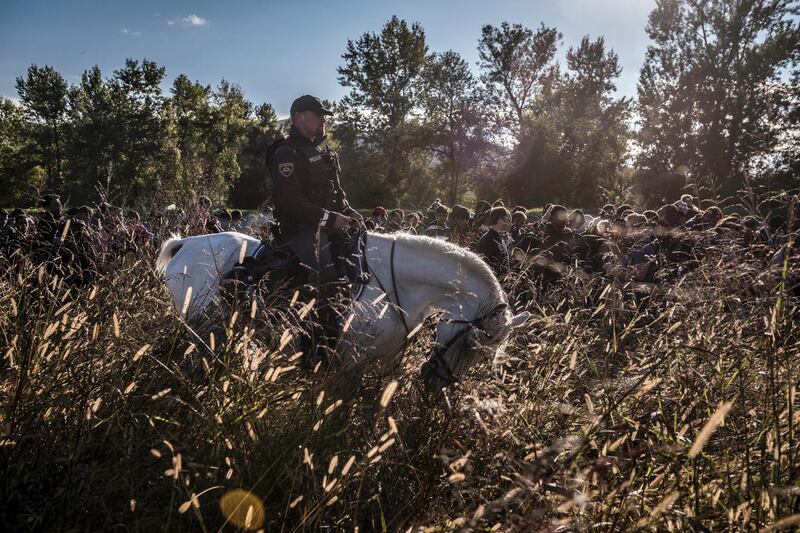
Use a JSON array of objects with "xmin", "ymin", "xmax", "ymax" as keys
[{"xmin": 1, "ymin": 224, "xmax": 799, "ymax": 531}]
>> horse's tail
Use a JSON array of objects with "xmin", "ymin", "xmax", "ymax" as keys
[{"xmin": 155, "ymin": 234, "xmax": 185, "ymax": 275}]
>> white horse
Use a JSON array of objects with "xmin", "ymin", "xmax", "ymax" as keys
[{"xmin": 155, "ymin": 231, "xmax": 530, "ymax": 390}]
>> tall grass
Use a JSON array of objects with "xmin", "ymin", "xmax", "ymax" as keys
[{"xmin": 1, "ymin": 219, "xmax": 798, "ymax": 531}]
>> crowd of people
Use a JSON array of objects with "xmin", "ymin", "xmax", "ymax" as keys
[
  {"xmin": 1, "ymin": 192, "xmax": 796, "ymax": 293},
  {"xmin": 360, "ymin": 195, "xmax": 796, "ymax": 288},
  {"xmin": 0, "ymin": 194, "xmax": 274, "ymax": 285}
]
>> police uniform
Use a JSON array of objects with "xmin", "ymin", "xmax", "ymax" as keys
[{"xmin": 267, "ymin": 95, "xmax": 360, "ymax": 285}]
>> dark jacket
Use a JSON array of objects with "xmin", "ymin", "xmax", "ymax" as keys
[
  {"xmin": 477, "ymin": 228, "xmax": 509, "ymax": 276},
  {"xmin": 268, "ymin": 127, "xmax": 357, "ymax": 232}
]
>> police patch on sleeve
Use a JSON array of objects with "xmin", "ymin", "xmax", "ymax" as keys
[{"xmin": 278, "ymin": 162, "xmax": 294, "ymax": 177}]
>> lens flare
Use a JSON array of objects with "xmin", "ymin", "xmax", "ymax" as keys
[{"xmin": 219, "ymin": 489, "xmax": 265, "ymax": 531}]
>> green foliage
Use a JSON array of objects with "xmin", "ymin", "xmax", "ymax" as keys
[
  {"xmin": 637, "ymin": 0, "xmax": 800, "ymax": 200},
  {"xmin": 229, "ymin": 103, "xmax": 284, "ymax": 209},
  {"xmin": 336, "ymin": 16, "xmax": 431, "ymax": 205},
  {"xmin": 1, "ymin": 60, "xmax": 277, "ymax": 209},
  {"xmin": 2, "ymin": 6, "xmax": 796, "ymax": 211},
  {"xmin": 14, "ymin": 65, "xmax": 69, "ymax": 192},
  {"xmin": 0, "ymin": 98, "xmax": 44, "ymax": 206},
  {"xmin": 508, "ymin": 36, "xmax": 631, "ymax": 207},
  {"xmin": 478, "ymin": 22, "xmax": 561, "ymax": 139},
  {"xmin": 420, "ymin": 51, "xmax": 492, "ymax": 205}
]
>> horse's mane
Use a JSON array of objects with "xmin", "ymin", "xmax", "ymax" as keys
[{"xmin": 392, "ymin": 232, "xmax": 506, "ymax": 304}]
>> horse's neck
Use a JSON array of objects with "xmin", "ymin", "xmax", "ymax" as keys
[{"xmin": 369, "ymin": 234, "xmax": 502, "ymax": 324}]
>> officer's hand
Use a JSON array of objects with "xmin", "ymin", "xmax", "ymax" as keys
[{"xmin": 330, "ymin": 213, "xmax": 352, "ymax": 231}]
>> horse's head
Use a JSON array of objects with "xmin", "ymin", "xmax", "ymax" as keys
[{"xmin": 421, "ymin": 303, "xmax": 530, "ymax": 391}]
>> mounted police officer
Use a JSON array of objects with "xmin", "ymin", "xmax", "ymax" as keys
[
  {"xmin": 267, "ymin": 95, "xmax": 362, "ymax": 285},
  {"xmin": 266, "ymin": 95, "xmax": 363, "ymax": 364}
]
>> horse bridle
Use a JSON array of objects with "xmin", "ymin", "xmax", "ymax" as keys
[
  {"xmin": 367, "ymin": 237, "xmax": 508, "ymax": 385},
  {"xmin": 423, "ymin": 302, "xmax": 508, "ymax": 385}
]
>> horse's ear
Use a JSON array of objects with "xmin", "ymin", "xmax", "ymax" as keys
[{"xmin": 510, "ymin": 312, "xmax": 530, "ymax": 328}]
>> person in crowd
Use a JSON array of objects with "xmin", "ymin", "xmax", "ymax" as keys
[
  {"xmin": 36, "ymin": 194, "xmax": 62, "ymax": 243},
  {"xmin": 425, "ymin": 205, "xmax": 450, "ymax": 239},
  {"xmin": 31, "ymin": 194, "xmax": 63, "ymax": 262},
  {"xmin": 6, "ymin": 213, "xmax": 33, "ymax": 256},
  {"xmin": 625, "ymin": 212, "xmax": 648, "ymax": 230},
  {"xmin": 686, "ymin": 206, "xmax": 723, "ymax": 230},
  {"xmin": 477, "ymin": 206, "xmax": 512, "ymax": 276},
  {"xmin": 92, "ymin": 202, "xmax": 110, "ymax": 229},
  {"xmin": 368, "ymin": 207, "xmax": 388, "ymax": 231},
  {"xmin": 568, "ymin": 209, "xmax": 587, "ymax": 234},
  {"xmin": 0, "ymin": 209, "xmax": 18, "ymax": 257},
  {"xmin": 449, "ymin": 205, "xmax": 471, "ymax": 245},
  {"xmin": 756, "ymin": 215, "xmax": 786, "ymax": 246},
  {"xmin": 472, "ymin": 200, "xmax": 491, "ymax": 232},
  {"xmin": 615, "ymin": 204, "xmax": 634, "ymax": 222},
  {"xmin": 642, "ymin": 210, "xmax": 659, "ymax": 225},
  {"xmin": 511, "ymin": 210, "xmax": 528, "ymax": 242},
  {"xmin": 739, "ymin": 216, "xmax": 762, "ymax": 244},
  {"xmin": 123, "ymin": 211, "xmax": 152, "ymax": 246},
  {"xmin": 421, "ymin": 199, "xmax": 442, "ymax": 227},
  {"xmin": 186, "ymin": 196, "xmax": 216, "ymax": 236},
  {"xmin": 541, "ymin": 205, "xmax": 574, "ymax": 264},
  {"xmin": 624, "ymin": 224, "xmax": 659, "ymax": 282},
  {"xmin": 403, "ymin": 212, "xmax": 419, "ymax": 234},
  {"xmin": 53, "ymin": 205, "xmax": 98, "ymax": 284},
  {"xmin": 386, "ymin": 209, "xmax": 404, "ymax": 232},
  {"xmin": 600, "ymin": 204, "xmax": 616, "ymax": 219},
  {"xmin": 655, "ymin": 204, "xmax": 684, "ymax": 231},
  {"xmin": 146, "ymin": 211, "xmax": 165, "ymax": 241},
  {"xmin": 674, "ymin": 194, "xmax": 700, "ymax": 219},
  {"xmin": 229, "ymin": 209, "xmax": 243, "ymax": 231},
  {"xmin": 214, "ymin": 208, "xmax": 232, "ymax": 231}
]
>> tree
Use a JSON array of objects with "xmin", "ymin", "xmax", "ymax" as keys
[
  {"xmin": 637, "ymin": 0, "xmax": 800, "ymax": 199},
  {"xmin": 107, "ymin": 59, "xmax": 173, "ymax": 205},
  {"xmin": 420, "ymin": 51, "xmax": 491, "ymax": 205},
  {"xmin": 477, "ymin": 22, "xmax": 561, "ymax": 142},
  {"xmin": 508, "ymin": 36, "xmax": 631, "ymax": 207},
  {"xmin": 15, "ymin": 65, "xmax": 69, "ymax": 191},
  {"xmin": 229, "ymin": 102, "xmax": 283, "ymax": 208},
  {"xmin": 67, "ymin": 66, "xmax": 120, "ymax": 203},
  {"xmin": 170, "ymin": 76, "xmax": 253, "ymax": 204},
  {"xmin": 336, "ymin": 16, "xmax": 430, "ymax": 204},
  {"xmin": 0, "ymin": 98, "xmax": 44, "ymax": 206},
  {"xmin": 206, "ymin": 80, "xmax": 253, "ymax": 202}
]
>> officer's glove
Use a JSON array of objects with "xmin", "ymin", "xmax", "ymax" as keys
[
  {"xmin": 327, "ymin": 213, "xmax": 352, "ymax": 231},
  {"xmin": 349, "ymin": 217, "xmax": 366, "ymax": 231}
]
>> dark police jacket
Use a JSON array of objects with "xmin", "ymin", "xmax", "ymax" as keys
[
  {"xmin": 267, "ymin": 126, "xmax": 357, "ymax": 233},
  {"xmin": 477, "ymin": 228, "xmax": 510, "ymax": 275}
]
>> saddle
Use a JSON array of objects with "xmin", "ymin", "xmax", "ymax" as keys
[{"xmin": 221, "ymin": 229, "xmax": 371, "ymax": 299}]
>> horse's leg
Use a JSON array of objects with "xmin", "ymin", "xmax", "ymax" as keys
[{"xmin": 322, "ymin": 350, "xmax": 365, "ymax": 402}]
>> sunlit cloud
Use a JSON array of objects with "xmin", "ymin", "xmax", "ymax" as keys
[
  {"xmin": 167, "ymin": 14, "xmax": 207, "ymax": 27},
  {"xmin": 121, "ymin": 28, "xmax": 142, "ymax": 36}
]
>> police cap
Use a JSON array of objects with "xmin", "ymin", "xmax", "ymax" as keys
[{"xmin": 290, "ymin": 95, "xmax": 333, "ymax": 116}]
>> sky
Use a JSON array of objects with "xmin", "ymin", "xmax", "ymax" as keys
[{"xmin": 0, "ymin": 0, "xmax": 656, "ymax": 116}]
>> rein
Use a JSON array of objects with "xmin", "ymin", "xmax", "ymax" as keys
[{"xmin": 368, "ymin": 238, "xmax": 411, "ymax": 337}]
